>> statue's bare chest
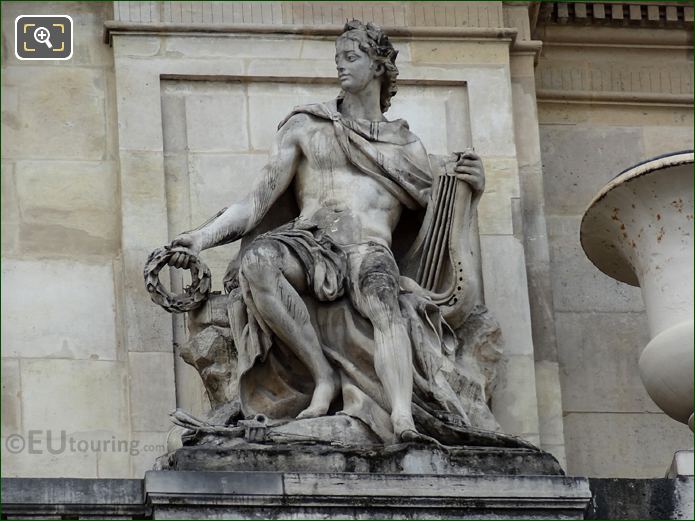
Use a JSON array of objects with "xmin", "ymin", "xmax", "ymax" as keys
[
  {"xmin": 298, "ymin": 120, "xmax": 350, "ymax": 172},
  {"xmin": 292, "ymin": 117, "xmax": 402, "ymax": 219}
]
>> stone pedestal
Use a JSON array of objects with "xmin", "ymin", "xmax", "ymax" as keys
[
  {"xmin": 141, "ymin": 441, "xmax": 589, "ymax": 519},
  {"xmin": 668, "ymin": 450, "xmax": 695, "ymax": 478},
  {"xmin": 158, "ymin": 442, "xmax": 564, "ymax": 476},
  {"xmin": 145, "ymin": 470, "xmax": 591, "ymax": 520}
]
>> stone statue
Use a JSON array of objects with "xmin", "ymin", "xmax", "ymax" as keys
[{"xmin": 146, "ymin": 20, "xmax": 529, "ymax": 450}]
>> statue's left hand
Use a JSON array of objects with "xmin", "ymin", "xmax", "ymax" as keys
[{"xmin": 453, "ymin": 150, "xmax": 485, "ymax": 193}]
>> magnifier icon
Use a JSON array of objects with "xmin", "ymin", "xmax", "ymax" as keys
[{"xmin": 33, "ymin": 26, "xmax": 52, "ymax": 49}]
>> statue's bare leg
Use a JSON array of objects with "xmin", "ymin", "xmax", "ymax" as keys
[
  {"xmin": 240, "ymin": 240, "xmax": 339, "ymax": 419},
  {"xmin": 349, "ymin": 246, "xmax": 417, "ymax": 440}
]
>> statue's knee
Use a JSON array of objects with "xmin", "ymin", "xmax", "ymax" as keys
[
  {"xmin": 240, "ymin": 243, "xmax": 280, "ymax": 288},
  {"xmin": 360, "ymin": 271, "xmax": 399, "ymax": 301},
  {"xmin": 358, "ymin": 272, "xmax": 401, "ymax": 329}
]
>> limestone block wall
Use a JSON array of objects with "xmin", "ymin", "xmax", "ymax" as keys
[
  {"xmin": 0, "ymin": 1, "xmax": 166, "ymax": 479},
  {"xmin": 110, "ymin": 0, "xmax": 505, "ymax": 27},
  {"xmin": 534, "ymin": 9, "xmax": 694, "ymax": 478}
]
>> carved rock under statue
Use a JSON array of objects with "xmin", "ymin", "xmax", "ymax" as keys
[{"xmin": 145, "ymin": 20, "xmax": 558, "ymax": 475}]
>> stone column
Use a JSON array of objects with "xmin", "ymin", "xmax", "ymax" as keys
[
  {"xmin": 505, "ymin": 2, "xmax": 567, "ymax": 467},
  {"xmin": 112, "ymin": 35, "xmax": 177, "ymax": 477}
]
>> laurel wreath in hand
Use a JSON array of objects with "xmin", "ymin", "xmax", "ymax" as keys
[{"xmin": 144, "ymin": 246, "xmax": 211, "ymax": 313}]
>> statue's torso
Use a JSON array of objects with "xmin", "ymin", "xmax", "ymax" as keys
[{"xmin": 292, "ymin": 115, "xmax": 403, "ymax": 247}]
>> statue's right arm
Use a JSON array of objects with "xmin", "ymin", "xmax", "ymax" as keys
[{"xmin": 167, "ymin": 114, "xmax": 305, "ymax": 268}]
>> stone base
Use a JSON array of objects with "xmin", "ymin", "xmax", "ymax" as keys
[
  {"xmin": 586, "ymin": 477, "xmax": 694, "ymax": 520},
  {"xmin": 146, "ymin": 470, "xmax": 591, "ymax": 520},
  {"xmin": 8, "ymin": 475, "xmax": 695, "ymax": 519},
  {"xmin": 158, "ymin": 441, "xmax": 565, "ymax": 476},
  {"xmin": 0, "ymin": 477, "xmax": 147, "ymax": 519},
  {"xmin": 667, "ymin": 450, "xmax": 694, "ymax": 478}
]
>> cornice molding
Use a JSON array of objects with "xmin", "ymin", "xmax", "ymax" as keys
[
  {"xmin": 536, "ymin": 2, "xmax": 693, "ymax": 29},
  {"xmin": 105, "ymin": 2, "xmax": 542, "ymax": 58},
  {"xmin": 536, "ymin": 24, "xmax": 693, "ymax": 48},
  {"xmin": 536, "ymin": 89, "xmax": 693, "ymax": 107},
  {"xmin": 103, "ymin": 21, "xmax": 518, "ymax": 46},
  {"xmin": 535, "ymin": 26, "xmax": 693, "ymax": 106}
]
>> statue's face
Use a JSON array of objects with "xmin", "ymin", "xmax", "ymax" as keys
[{"xmin": 335, "ymin": 36, "xmax": 380, "ymax": 93}]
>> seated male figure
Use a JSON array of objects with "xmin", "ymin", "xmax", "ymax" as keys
[{"xmin": 167, "ymin": 20, "xmax": 484, "ymax": 441}]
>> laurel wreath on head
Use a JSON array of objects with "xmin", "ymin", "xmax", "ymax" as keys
[{"xmin": 144, "ymin": 246, "xmax": 211, "ymax": 313}]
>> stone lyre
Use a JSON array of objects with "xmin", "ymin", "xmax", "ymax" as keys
[{"xmin": 406, "ymin": 152, "xmax": 480, "ymax": 329}]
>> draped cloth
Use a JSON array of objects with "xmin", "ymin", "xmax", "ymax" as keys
[
  {"xmin": 225, "ymin": 100, "xmax": 502, "ymax": 445},
  {"xmin": 277, "ymin": 99, "xmax": 433, "ymax": 210}
]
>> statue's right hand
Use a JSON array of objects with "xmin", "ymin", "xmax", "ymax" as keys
[{"xmin": 168, "ymin": 232, "xmax": 203, "ymax": 270}]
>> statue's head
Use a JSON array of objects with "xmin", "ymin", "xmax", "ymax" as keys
[{"xmin": 335, "ymin": 20, "xmax": 399, "ymax": 113}]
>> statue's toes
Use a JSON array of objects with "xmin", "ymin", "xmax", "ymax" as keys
[
  {"xmin": 399, "ymin": 429, "xmax": 420, "ymax": 442},
  {"xmin": 296, "ymin": 405, "xmax": 325, "ymax": 420},
  {"xmin": 296, "ymin": 380, "xmax": 336, "ymax": 420},
  {"xmin": 399, "ymin": 429, "xmax": 439, "ymax": 445}
]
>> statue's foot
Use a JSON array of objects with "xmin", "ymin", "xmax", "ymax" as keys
[
  {"xmin": 399, "ymin": 428, "xmax": 423, "ymax": 442},
  {"xmin": 296, "ymin": 376, "xmax": 339, "ymax": 420},
  {"xmin": 391, "ymin": 412, "xmax": 438, "ymax": 444},
  {"xmin": 392, "ymin": 412, "xmax": 418, "ymax": 440},
  {"xmin": 398, "ymin": 428, "xmax": 439, "ymax": 445}
]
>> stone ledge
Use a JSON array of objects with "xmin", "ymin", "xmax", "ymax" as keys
[
  {"xmin": 534, "ymin": 22, "xmax": 693, "ymax": 48},
  {"xmin": 103, "ymin": 21, "xmax": 518, "ymax": 46},
  {"xmin": 0, "ymin": 477, "xmax": 147, "ymax": 520},
  {"xmin": 4, "ymin": 475, "xmax": 692, "ymax": 519},
  {"xmin": 536, "ymin": 89, "xmax": 694, "ymax": 107},
  {"xmin": 145, "ymin": 471, "xmax": 591, "ymax": 520}
]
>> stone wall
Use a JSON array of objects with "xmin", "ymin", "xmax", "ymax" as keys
[
  {"xmin": 110, "ymin": 1, "xmax": 506, "ymax": 27},
  {"xmin": 534, "ymin": 10, "xmax": 694, "ymax": 478},
  {"xmin": 1, "ymin": 1, "xmax": 170, "ymax": 479}
]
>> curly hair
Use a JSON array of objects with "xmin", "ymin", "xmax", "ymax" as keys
[{"xmin": 337, "ymin": 20, "xmax": 399, "ymax": 113}]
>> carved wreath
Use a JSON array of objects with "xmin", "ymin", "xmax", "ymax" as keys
[{"xmin": 144, "ymin": 246, "xmax": 211, "ymax": 313}]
